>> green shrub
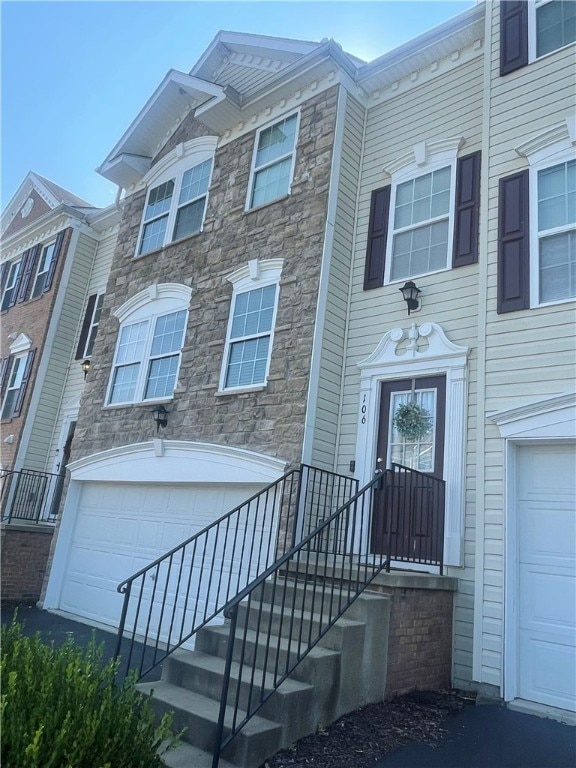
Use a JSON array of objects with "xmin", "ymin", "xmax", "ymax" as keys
[{"xmin": 1, "ymin": 621, "xmax": 179, "ymax": 768}]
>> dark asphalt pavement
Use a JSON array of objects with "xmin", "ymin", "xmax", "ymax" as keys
[
  {"xmin": 374, "ymin": 700, "xmax": 575, "ymax": 768},
  {"xmin": 3, "ymin": 603, "xmax": 575, "ymax": 768}
]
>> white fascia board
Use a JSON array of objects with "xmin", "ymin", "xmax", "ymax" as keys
[
  {"xmin": 97, "ymin": 70, "xmax": 225, "ymax": 182},
  {"xmin": 0, "ymin": 205, "xmax": 86, "ymax": 261},
  {"xmin": 97, "ymin": 153, "xmax": 153, "ymax": 188},
  {"xmin": 357, "ymin": 3, "xmax": 484, "ymax": 88}
]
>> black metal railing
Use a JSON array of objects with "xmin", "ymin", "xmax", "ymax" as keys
[
  {"xmin": 0, "ymin": 468, "xmax": 61, "ymax": 524},
  {"xmin": 114, "ymin": 465, "xmax": 358, "ymax": 678},
  {"xmin": 212, "ymin": 463, "xmax": 445, "ymax": 767}
]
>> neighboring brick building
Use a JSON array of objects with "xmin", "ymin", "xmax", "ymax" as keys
[{"xmin": 0, "ymin": 172, "xmax": 119, "ymax": 600}]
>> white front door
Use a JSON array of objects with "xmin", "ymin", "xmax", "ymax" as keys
[{"xmin": 517, "ymin": 444, "xmax": 576, "ymax": 711}]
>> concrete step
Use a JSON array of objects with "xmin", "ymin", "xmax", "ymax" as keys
[
  {"xmin": 195, "ymin": 622, "xmax": 342, "ymax": 684},
  {"xmin": 237, "ymin": 596, "xmax": 366, "ymax": 647},
  {"xmin": 139, "ymin": 680, "xmax": 281, "ymax": 768},
  {"xmin": 162, "ymin": 740, "xmax": 235, "ymax": 768},
  {"xmin": 164, "ymin": 648, "xmax": 315, "ymax": 741}
]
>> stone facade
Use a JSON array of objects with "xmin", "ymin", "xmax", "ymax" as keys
[{"xmin": 73, "ymin": 86, "xmax": 339, "ymax": 466}]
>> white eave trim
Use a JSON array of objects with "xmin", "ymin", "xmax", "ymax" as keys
[
  {"xmin": 490, "ymin": 393, "xmax": 576, "ymax": 439},
  {"xmin": 97, "ymin": 70, "xmax": 225, "ymax": 185}
]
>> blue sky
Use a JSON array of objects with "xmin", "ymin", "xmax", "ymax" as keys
[{"xmin": 1, "ymin": 1, "xmax": 475, "ymax": 209}]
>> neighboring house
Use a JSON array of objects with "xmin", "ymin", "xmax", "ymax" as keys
[
  {"xmin": 42, "ymin": 0, "xmax": 574, "ymax": 747},
  {"xmin": 0, "ymin": 172, "xmax": 120, "ymax": 601}
]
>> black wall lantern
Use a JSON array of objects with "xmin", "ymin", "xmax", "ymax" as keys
[
  {"xmin": 152, "ymin": 405, "xmax": 169, "ymax": 432},
  {"xmin": 81, "ymin": 359, "xmax": 91, "ymax": 379},
  {"xmin": 399, "ymin": 281, "xmax": 421, "ymax": 315}
]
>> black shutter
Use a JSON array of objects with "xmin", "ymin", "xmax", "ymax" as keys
[
  {"xmin": 0, "ymin": 263, "xmax": 9, "ymax": 295},
  {"xmin": 7, "ymin": 262, "xmax": 24, "ymax": 309},
  {"xmin": 453, "ymin": 151, "xmax": 482, "ymax": 268},
  {"xmin": 12, "ymin": 349, "xmax": 36, "ymax": 417},
  {"xmin": 500, "ymin": 1, "xmax": 528, "ymax": 76},
  {"xmin": 498, "ymin": 170, "xmax": 530, "ymax": 313},
  {"xmin": 75, "ymin": 294, "xmax": 97, "ymax": 360},
  {"xmin": 0, "ymin": 357, "xmax": 10, "ymax": 398},
  {"xmin": 363, "ymin": 185, "xmax": 391, "ymax": 290},
  {"xmin": 43, "ymin": 230, "xmax": 66, "ymax": 293},
  {"xmin": 16, "ymin": 245, "xmax": 40, "ymax": 303}
]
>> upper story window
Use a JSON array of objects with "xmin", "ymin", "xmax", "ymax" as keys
[
  {"xmin": 536, "ymin": 158, "xmax": 575, "ymax": 303},
  {"xmin": 1, "ymin": 261, "xmax": 21, "ymax": 311},
  {"xmin": 389, "ymin": 166, "xmax": 452, "ymax": 282},
  {"xmin": 75, "ymin": 293, "xmax": 104, "ymax": 361},
  {"xmin": 31, "ymin": 242, "xmax": 56, "ymax": 298},
  {"xmin": 137, "ymin": 137, "xmax": 217, "ymax": 256},
  {"xmin": 247, "ymin": 113, "xmax": 299, "ymax": 210},
  {"xmin": 220, "ymin": 259, "xmax": 283, "ymax": 391},
  {"xmin": 499, "ymin": 118, "xmax": 575, "ymax": 313},
  {"xmin": 0, "ymin": 334, "xmax": 35, "ymax": 420},
  {"xmin": 534, "ymin": 0, "xmax": 576, "ymax": 58},
  {"xmin": 106, "ymin": 284, "xmax": 192, "ymax": 405},
  {"xmin": 500, "ymin": 1, "xmax": 575, "ymax": 76}
]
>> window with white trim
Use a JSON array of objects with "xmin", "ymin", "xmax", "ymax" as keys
[
  {"xmin": 536, "ymin": 158, "xmax": 575, "ymax": 303},
  {"xmin": 31, "ymin": 242, "xmax": 56, "ymax": 298},
  {"xmin": 83, "ymin": 294, "xmax": 104, "ymax": 357},
  {"xmin": 220, "ymin": 259, "xmax": 283, "ymax": 391},
  {"xmin": 533, "ymin": 0, "xmax": 576, "ymax": 59},
  {"xmin": 247, "ymin": 114, "xmax": 299, "ymax": 209},
  {"xmin": 389, "ymin": 166, "xmax": 453, "ymax": 281},
  {"xmin": 137, "ymin": 138, "xmax": 216, "ymax": 256},
  {"xmin": 106, "ymin": 284, "xmax": 191, "ymax": 405},
  {"xmin": 1, "ymin": 354, "xmax": 26, "ymax": 419},
  {"xmin": 1, "ymin": 261, "xmax": 22, "ymax": 311}
]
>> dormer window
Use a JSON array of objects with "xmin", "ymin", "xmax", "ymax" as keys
[{"xmin": 136, "ymin": 137, "xmax": 217, "ymax": 257}]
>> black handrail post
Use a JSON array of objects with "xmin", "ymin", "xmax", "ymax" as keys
[
  {"xmin": 291, "ymin": 465, "xmax": 304, "ymax": 550},
  {"xmin": 114, "ymin": 581, "xmax": 132, "ymax": 661},
  {"xmin": 213, "ymin": 604, "xmax": 238, "ymax": 768}
]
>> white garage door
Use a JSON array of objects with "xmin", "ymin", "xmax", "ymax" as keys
[
  {"xmin": 517, "ymin": 444, "xmax": 576, "ymax": 712},
  {"xmin": 59, "ymin": 481, "xmax": 264, "ymax": 630}
]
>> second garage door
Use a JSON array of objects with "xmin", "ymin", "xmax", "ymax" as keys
[{"xmin": 59, "ymin": 481, "xmax": 264, "ymax": 630}]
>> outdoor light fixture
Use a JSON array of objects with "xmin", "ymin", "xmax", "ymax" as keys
[
  {"xmin": 81, "ymin": 359, "xmax": 91, "ymax": 379},
  {"xmin": 152, "ymin": 405, "xmax": 169, "ymax": 432},
  {"xmin": 399, "ymin": 281, "xmax": 421, "ymax": 315}
]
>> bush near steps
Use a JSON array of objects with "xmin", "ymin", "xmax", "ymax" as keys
[{"xmin": 1, "ymin": 621, "xmax": 179, "ymax": 768}]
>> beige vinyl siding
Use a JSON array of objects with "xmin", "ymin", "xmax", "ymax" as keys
[
  {"xmin": 336, "ymin": 54, "xmax": 484, "ymax": 688},
  {"xmin": 475, "ymin": 2, "xmax": 576, "ymax": 689},
  {"xmin": 310, "ymin": 91, "xmax": 365, "ymax": 469},
  {"xmin": 22, "ymin": 232, "xmax": 99, "ymax": 471},
  {"xmin": 45, "ymin": 226, "xmax": 118, "ymax": 471}
]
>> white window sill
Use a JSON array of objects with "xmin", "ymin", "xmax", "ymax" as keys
[
  {"xmin": 215, "ymin": 385, "xmax": 266, "ymax": 397},
  {"xmin": 133, "ymin": 229, "xmax": 203, "ymax": 261},
  {"xmin": 102, "ymin": 397, "xmax": 174, "ymax": 411},
  {"xmin": 244, "ymin": 194, "xmax": 290, "ymax": 216}
]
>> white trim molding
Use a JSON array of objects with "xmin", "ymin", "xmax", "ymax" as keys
[
  {"xmin": 356, "ymin": 322, "xmax": 469, "ymax": 566},
  {"xmin": 113, "ymin": 283, "xmax": 192, "ymax": 323}
]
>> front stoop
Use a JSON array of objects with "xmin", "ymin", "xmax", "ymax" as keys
[{"xmin": 140, "ymin": 572, "xmax": 456, "ymax": 768}]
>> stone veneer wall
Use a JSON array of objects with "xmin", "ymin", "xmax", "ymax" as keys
[
  {"xmin": 73, "ymin": 86, "xmax": 340, "ymax": 466},
  {"xmin": 1, "ymin": 525, "xmax": 54, "ymax": 602}
]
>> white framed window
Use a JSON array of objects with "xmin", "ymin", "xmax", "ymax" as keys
[
  {"xmin": 220, "ymin": 259, "xmax": 283, "ymax": 391},
  {"xmin": 106, "ymin": 284, "xmax": 192, "ymax": 406},
  {"xmin": 136, "ymin": 137, "xmax": 217, "ymax": 256},
  {"xmin": 534, "ymin": 156, "xmax": 575, "ymax": 304},
  {"xmin": 530, "ymin": 0, "xmax": 576, "ymax": 60},
  {"xmin": 83, "ymin": 294, "xmax": 104, "ymax": 357},
  {"xmin": 31, "ymin": 242, "xmax": 56, "ymax": 298},
  {"xmin": 384, "ymin": 139, "xmax": 462, "ymax": 284},
  {"xmin": 247, "ymin": 113, "xmax": 299, "ymax": 210},
  {"xmin": 1, "ymin": 354, "xmax": 26, "ymax": 419},
  {"xmin": 1, "ymin": 260, "xmax": 22, "ymax": 311}
]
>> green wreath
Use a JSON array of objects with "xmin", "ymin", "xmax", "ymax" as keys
[{"xmin": 393, "ymin": 402, "xmax": 432, "ymax": 441}]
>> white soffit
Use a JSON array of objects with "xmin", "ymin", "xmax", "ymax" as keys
[{"xmin": 97, "ymin": 70, "xmax": 226, "ymax": 187}]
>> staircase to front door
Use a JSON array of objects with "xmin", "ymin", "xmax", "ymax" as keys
[{"xmin": 114, "ymin": 463, "xmax": 445, "ymax": 767}]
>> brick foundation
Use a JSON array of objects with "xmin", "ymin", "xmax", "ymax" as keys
[
  {"xmin": 367, "ymin": 575, "xmax": 455, "ymax": 698},
  {"xmin": 1, "ymin": 524, "xmax": 54, "ymax": 602}
]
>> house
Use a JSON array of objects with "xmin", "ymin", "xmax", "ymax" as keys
[
  {"xmin": 41, "ymin": 1, "xmax": 574, "ymax": 761},
  {"xmin": 0, "ymin": 172, "xmax": 120, "ymax": 601}
]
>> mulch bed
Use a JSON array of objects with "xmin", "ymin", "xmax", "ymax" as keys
[{"xmin": 262, "ymin": 689, "xmax": 475, "ymax": 768}]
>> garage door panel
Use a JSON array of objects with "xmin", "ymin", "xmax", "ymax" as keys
[
  {"xmin": 59, "ymin": 482, "xmax": 267, "ymax": 633},
  {"xmin": 517, "ymin": 444, "xmax": 576, "ymax": 712}
]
